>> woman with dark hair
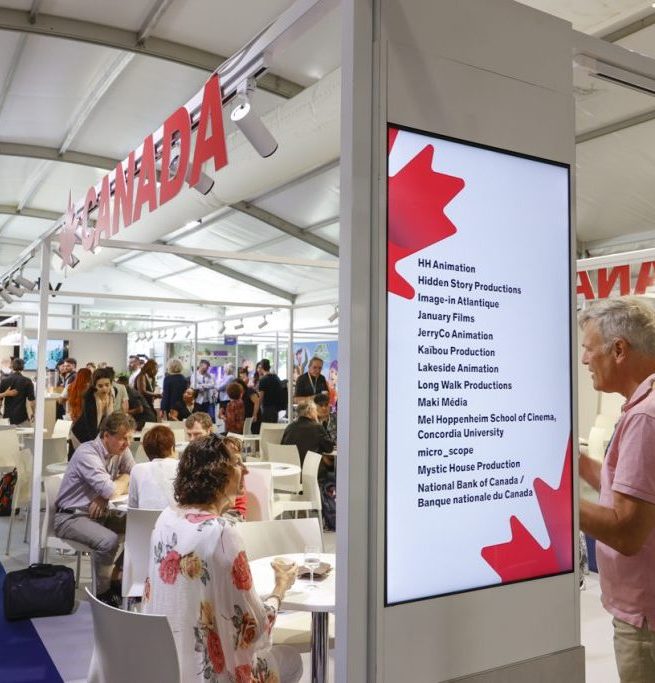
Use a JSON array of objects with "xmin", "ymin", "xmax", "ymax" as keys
[
  {"xmin": 70, "ymin": 368, "xmax": 116, "ymax": 446},
  {"xmin": 134, "ymin": 359, "xmax": 161, "ymax": 412},
  {"xmin": 143, "ymin": 435, "xmax": 302, "ymax": 682},
  {"xmin": 128, "ymin": 425, "xmax": 178, "ymax": 509},
  {"xmin": 65, "ymin": 367, "xmax": 93, "ymax": 422}
]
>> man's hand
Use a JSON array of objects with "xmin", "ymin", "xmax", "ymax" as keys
[
  {"xmin": 581, "ymin": 491, "xmax": 655, "ymax": 556},
  {"xmin": 3, "ymin": 388, "xmax": 18, "ymax": 398},
  {"xmin": 88, "ymin": 496, "xmax": 108, "ymax": 519}
]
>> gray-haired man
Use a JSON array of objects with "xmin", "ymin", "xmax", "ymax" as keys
[{"xmin": 54, "ymin": 412, "xmax": 135, "ymax": 605}]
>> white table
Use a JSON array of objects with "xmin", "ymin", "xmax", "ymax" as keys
[
  {"xmin": 46, "ymin": 462, "xmax": 68, "ymax": 474},
  {"xmin": 250, "ymin": 552, "xmax": 335, "ymax": 683},
  {"xmin": 247, "ymin": 461, "xmax": 301, "ymax": 480}
]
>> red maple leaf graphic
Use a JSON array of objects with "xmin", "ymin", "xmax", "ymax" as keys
[
  {"xmin": 480, "ymin": 437, "xmax": 573, "ymax": 583},
  {"xmin": 58, "ymin": 191, "xmax": 78, "ymax": 269},
  {"xmin": 388, "ymin": 130, "xmax": 465, "ymax": 299}
]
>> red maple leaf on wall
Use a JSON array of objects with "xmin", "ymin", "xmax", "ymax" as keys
[
  {"xmin": 388, "ymin": 128, "xmax": 465, "ymax": 299},
  {"xmin": 480, "ymin": 439, "xmax": 573, "ymax": 583}
]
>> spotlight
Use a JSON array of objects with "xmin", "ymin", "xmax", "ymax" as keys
[
  {"xmin": 217, "ymin": 321, "xmax": 226, "ymax": 335},
  {"xmin": 230, "ymin": 80, "xmax": 278, "ymax": 158},
  {"xmin": 146, "ymin": 331, "xmax": 153, "ymax": 342},
  {"xmin": 234, "ymin": 319, "xmax": 244, "ymax": 330},
  {"xmin": 4, "ymin": 281, "xmax": 23, "ymax": 297},
  {"xmin": 0, "ymin": 290, "xmax": 13, "ymax": 304},
  {"xmin": 158, "ymin": 329, "xmax": 165, "ymax": 339},
  {"xmin": 328, "ymin": 306, "xmax": 339, "ymax": 323},
  {"xmin": 258, "ymin": 316, "xmax": 268, "ymax": 329},
  {"xmin": 185, "ymin": 328, "xmax": 192, "ymax": 339},
  {"xmin": 14, "ymin": 273, "xmax": 36, "ymax": 291},
  {"xmin": 171, "ymin": 329, "xmax": 178, "ymax": 339}
]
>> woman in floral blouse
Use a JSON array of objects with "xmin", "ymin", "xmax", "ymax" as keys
[{"xmin": 143, "ymin": 434, "xmax": 301, "ymax": 682}]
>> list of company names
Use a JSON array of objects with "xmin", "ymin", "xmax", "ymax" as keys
[
  {"xmin": 386, "ymin": 126, "xmax": 571, "ymax": 602},
  {"xmin": 411, "ymin": 257, "xmax": 557, "ymax": 511}
]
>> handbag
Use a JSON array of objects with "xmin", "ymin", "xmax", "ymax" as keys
[
  {"xmin": 3, "ymin": 563, "xmax": 75, "ymax": 620},
  {"xmin": 0, "ymin": 468, "xmax": 17, "ymax": 516}
]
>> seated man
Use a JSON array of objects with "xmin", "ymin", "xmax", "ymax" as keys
[
  {"xmin": 281, "ymin": 400, "xmax": 335, "ymax": 467},
  {"xmin": 314, "ymin": 393, "xmax": 337, "ymax": 445},
  {"xmin": 184, "ymin": 411, "xmax": 214, "ymax": 442},
  {"xmin": 54, "ymin": 412, "xmax": 136, "ymax": 606},
  {"xmin": 184, "ymin": 412, "xmax": 247, "ymax": 521}
]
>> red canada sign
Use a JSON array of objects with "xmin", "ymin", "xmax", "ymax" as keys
[{"xmin": 59, "ymin": 74, "xmax": 227, "ymax": 267}]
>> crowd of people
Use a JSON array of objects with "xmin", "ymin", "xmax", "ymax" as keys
[{"xmin": 0, "ymin": 348, "xmax": 338, "ymax": 680}]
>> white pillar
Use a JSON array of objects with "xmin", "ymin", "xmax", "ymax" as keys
[
  {"xmin": 287, "ymin": 308, "xmax": 294, "ymax": 417},
  {"xmin": 29, "ymin": 237, "xmax": 51, "ymax": 564}
]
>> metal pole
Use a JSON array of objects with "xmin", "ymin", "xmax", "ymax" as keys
[
  {"xmin": 288, "ymin": 308, "xmax": 294, "ymax": 418},
  {"xmin": 274, "ymin": 331, "xmax": 279, "ymax": 374},
  {"xmin": 29, "ymin": 237, "xmax": 51, "ymax": 564},
  {"xmin": 19, "ymin": 313, "xmax": 25, "ymax": 358},
  {"xmin": 191, "ymin": 322, "xmax": 198, "ymax": 388}
]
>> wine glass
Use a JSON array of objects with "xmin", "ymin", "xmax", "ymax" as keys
[{"xmin": 303, "ymin": 545, "xmax": 321, "ymax": 590}]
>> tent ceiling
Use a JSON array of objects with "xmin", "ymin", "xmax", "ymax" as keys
[{"xmin": 2, "ymin": 0, "xmax": 655, "ymax": 326}]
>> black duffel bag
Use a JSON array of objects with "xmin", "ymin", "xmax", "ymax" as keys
[{"xmin": 3, "ymin": 563, "xmax": 75, "ymax": 620}]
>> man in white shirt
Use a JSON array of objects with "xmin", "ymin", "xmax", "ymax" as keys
[{"xmin": 194, "ymin": 360, "xmax": 216, "ymax": 421}]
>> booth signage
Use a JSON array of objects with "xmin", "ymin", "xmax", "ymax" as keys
[
  {"xmin": 385, "ymin": 125, "xmax": 573, "ymax": 605},
  {"xmin": 577, "ymin": 262, "xmax": 655, "ymax": 300},
  {"xmin": 58, "ymin": 74, "xmax": 228, "ymax": 267}
]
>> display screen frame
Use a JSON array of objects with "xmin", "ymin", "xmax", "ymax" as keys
[
  {"xmin": 23, "ymin": 339, "xmax": 70, "ymax": 371},
  {"xmin": 384, "ymin": 122, "xmax": 574, "ymax": 607}
]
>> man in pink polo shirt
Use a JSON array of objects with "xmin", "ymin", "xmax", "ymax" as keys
[{"xmin": 579, "ymin": 296, "xmax": 655, "ymax": 682}]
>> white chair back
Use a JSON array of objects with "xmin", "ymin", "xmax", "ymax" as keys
[
  {"xmin": 266, "ymin": 443, "xmax": 302, "ymax": 493},
  {"xmin": 258, "ymin": 423, "xmax": 286, "ymax": 460},
  {"xmin": 244, "ymin": 466, "xmax": 273, "ymax": 521},
  {"xmin": 0, "ymin": 418, "xmax": 10, "ymax": 426},
  {"xmin": 243, "ymin": 416, "xmax": 253, "ymax": 435},
  {"xmin": 122, "ymin": 508, "xmax": 162, "ymax": 601},
  {"xmin": 86, "ymin": 588, "xmax": 180, "ymax": 683},
  {"xmin": 24, "ymin": 435, "xmax": 68, "ymax": 475},
  {"xmin": 239, "ymin": 517, "xmax": 323, "ymax": 560},
  {"xmin": 52, "ymin": 419, "xmax": 72, "ymax": 439},
  {"xmin": 0, "ymin": 429, "xmax": 21, "ymax": 469},
  {"xmin": 300, "ymin": 451, "xmax": 323, "ymax": 514}
]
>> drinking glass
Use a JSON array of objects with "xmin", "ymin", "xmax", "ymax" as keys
[{"xmin": 303, "ymin": 545, "xmax": 321, "ymax": 590}]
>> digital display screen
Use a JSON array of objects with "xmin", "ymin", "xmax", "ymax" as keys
[
  {"xmin": 385, "ymin": 125, "xmax": 573, "ymax": 605},
  {"xmin": 23, "ymin": 339, "xmax": 69, "ymax": 371}
]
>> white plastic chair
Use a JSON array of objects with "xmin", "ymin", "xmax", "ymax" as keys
[
  {"xmin": 52, "ymin": 419, "xmax": 72, "ymax": 439},
  {"xmin": 121, "ymin": 507, "xmax": 162, "ymax": 609},
  {"xmin": 243, "ymin": 416, "xmax": 253, "ymax": 435},
  {"xmin": 42, "ymin": 474, "xmax": 96, "ymax": 590},
  {"xmin": 244, "ymin": 466, "xmax": 273, "ymax": 521},
  {"xmin": 239, "ymin": 517, "xmax": 323, "ymax": 559},
  {"xmin": 267, "ymin": 443, "xmax": 302, "ymax": 494},
  {"xmin": 273, "ymin": 451, "xmax": 323, "ymax": 529},
  {"xmin": 23, "ymin": 435, "xmax": 68, "ymax": 476},
  {"xmin": 86, "ymin": 587, "xmax": 180, "ymax": 683},
  {"xmin": 259, "ymin": 423, "xmax": 286, "ymax": 460}
]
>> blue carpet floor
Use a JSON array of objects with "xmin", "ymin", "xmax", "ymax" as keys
[{"xmin": 0, "ymin": 563, "xmax": 63, "ymax": 683}]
